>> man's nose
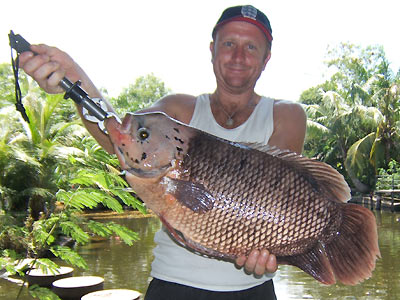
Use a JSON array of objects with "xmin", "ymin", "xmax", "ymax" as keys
[{"xmin": 232, "ymin": 46, "xmax": 245, "ymax": 63}]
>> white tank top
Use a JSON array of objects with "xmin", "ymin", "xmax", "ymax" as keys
[{"xmin": 150, "ymin": 94, "xmax": 275, "ymax": 291}]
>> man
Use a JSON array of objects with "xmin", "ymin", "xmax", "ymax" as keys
[{"xmin": 20, "ymin": 5, "xmax": 306, "ymax": 299}]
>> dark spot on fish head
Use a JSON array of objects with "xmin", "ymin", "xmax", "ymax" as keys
[
  {"xmin": 134, "ymin": 159, "xmax": 140, "ymax": 164},
  {"xmin": 165, "ymin": 135, "xmax": 170, "ymax": 140},
  {"xmin": 176, "ymin": 147, "xmax": 183, "ymax": 156},
  {"xmin": 174, "ymin": 136, "xmax": 185, "ymax": 144},
  {"xmin": 173, "ymin": 128, "xmax": 180, "ymax": 133},
  {"xmin": 141, "ymin": 152, "xmax": 147, "ymax": 161}
]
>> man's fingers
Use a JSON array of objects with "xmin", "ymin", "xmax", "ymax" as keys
[
  {"xmin": 253, "ymin": 250, "xmax": 269, "ymax": 276},
  {"xmin": 266, "ymin": 252, "xmax": 278, "ymax": 273},
  {"xmin": 244, "ymin": 250, "xmax": 259, "ymax": 273},
  {"xmin": 235, "ymin": 255, "xmax": 246, "ymax": 267},
  {"xmin": 236, "ymin": 250, "xmax": 278, "ymax": 276}
]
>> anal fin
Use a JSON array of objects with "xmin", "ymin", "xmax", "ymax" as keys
[{"xmin": 278, "ymin": 243, "xmax": 335, "ymax": 285}]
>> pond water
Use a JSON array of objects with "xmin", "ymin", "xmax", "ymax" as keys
[{"xmin": 1, "ymin": 210, "xmax": 399, "ymax": 300}]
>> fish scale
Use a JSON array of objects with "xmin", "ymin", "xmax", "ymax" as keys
[
  {"xmin": 182, "ymin": 139, "xmax": 330, "ymax": 256},
  {"xmin": 106, "ymin": 112, "xmax": 380, "ymax": 285}
]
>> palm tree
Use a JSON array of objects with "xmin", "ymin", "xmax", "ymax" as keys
[
  {"xmin": 301, "ymin": 43, "xmax": 400, "ymax": 193},
  {"xmin": 0, "ymin": 77, "xmax": 85, "ymax": 218},
  {"xmin": 304, "ymin": 89, "xmax": 383, "ymax": 192},
  {"xmin": 345, "ymin": 76, "xmax": 400, "ymax": 191}
]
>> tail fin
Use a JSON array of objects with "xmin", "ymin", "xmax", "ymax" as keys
[
  {"xmin": 324, "ymin": 203, "xmax": 380, "ymax": 285},
  {"xmin": 279, "ymin": 203, "xmax": 380, "ymax": 285}
]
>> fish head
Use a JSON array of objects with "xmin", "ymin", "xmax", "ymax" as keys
[{"xmin": 105, "ymin": 112, "xmax": 193, "ymax": 179}]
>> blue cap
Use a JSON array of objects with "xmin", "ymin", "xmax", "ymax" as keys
[{"xmin": 212, "ymin": 5, "xmax": 273, "ymax": 44}]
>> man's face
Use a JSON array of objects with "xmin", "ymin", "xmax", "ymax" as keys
[{"xmin": 210, "ymin": 21, "xmax": 271, "ymax": 94}]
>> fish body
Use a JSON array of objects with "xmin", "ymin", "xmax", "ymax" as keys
[{"xmin": 105, "ymin": 112, "xmax": 380, "ymax": 285}]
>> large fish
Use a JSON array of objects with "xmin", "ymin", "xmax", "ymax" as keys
[{"xmin": 105, "ymin": 112, "xmax": 380, "ymax": 285}]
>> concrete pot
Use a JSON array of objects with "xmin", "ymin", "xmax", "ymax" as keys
[
  {"xmin": 26, "ymin": 266, "xmax": 74, "ymax": 287},
  {"xmin": 52, "ymin": 276, "xmax": 104, "ymax": 300}
]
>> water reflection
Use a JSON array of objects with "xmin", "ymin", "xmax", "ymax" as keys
[
  {"xmin": 75, "ymin": 216, "xmax": 161, "ymax": 294},
  {"xmin": 274, "ymin": 211, "xmax": 400, "ymax": 300},
  {"xmin": 1, "ymin": 211, "xmax": 399, "ymax": 300}
]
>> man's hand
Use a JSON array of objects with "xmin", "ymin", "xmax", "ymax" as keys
[
  {"xmin": 19, "ymin": 44, "xmax": 99, "ymax": 97},
  {"xmin": 236, "ymin": 249, "xmax": 277, "ymax": 276}
]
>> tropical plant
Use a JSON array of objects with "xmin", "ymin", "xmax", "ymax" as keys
[
  {"xmin": 301, "ymin": 43, "xmax": 400, "ymax": 192},
  {"xmin": 0, "ymin": 67, "xmax": 162, "ymax": 300}
]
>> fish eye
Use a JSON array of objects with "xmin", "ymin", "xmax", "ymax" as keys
[{"xmin": 137, "ymin": 128, "xmax": 150, "ymax": 141}]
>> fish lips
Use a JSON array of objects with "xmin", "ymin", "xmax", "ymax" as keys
[
  {"xmin": 112, "ymin": 143, "xmax": 172, "ymax": 178},
  {"xmin": 124, "ymin": 162, "xmax": 172, "ymax": 179}
]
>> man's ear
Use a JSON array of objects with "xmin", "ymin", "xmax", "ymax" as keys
[
  {"xmin": 262, "ymin": 52, "xmax": 272, "ymax": 71},
  {"xmin": 210, "ymin": 41, "xmax": 215, "ymax": 63}
]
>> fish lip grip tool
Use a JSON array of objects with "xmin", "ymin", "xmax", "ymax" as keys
[{"xmin": 8, "ymin": 30, "xmax": 120, "ymax": 132}]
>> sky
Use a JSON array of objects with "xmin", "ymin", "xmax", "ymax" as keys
[{"xmin": 1, "ymin": 0, "xmax": 399, "ymax": 101}]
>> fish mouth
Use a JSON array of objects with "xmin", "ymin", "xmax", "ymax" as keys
[
  {"xmin": 125, "ymin": 163, "xmax": 172, "ymax": 179},
  {"xmin": 114, "ymin": 144, "xmax": 172, "ymax": 179}
]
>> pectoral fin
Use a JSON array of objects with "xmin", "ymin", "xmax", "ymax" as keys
[{"xmin": 168, "ymin": 178, "xmax": 214, "ymax": 213}]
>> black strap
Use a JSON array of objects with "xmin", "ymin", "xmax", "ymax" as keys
[{"xmin": 10, "ymin": 43, "xmax": 30, "ymax": 123}]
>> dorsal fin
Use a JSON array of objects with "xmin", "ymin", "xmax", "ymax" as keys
[{"xmin": 244, "ymin": 143, "xmax": 351, "ymax": 203}]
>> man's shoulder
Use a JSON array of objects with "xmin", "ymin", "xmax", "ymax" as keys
[
  {"xmin": 269, "ymin": 99, "xmax": 306, "ymax": 153},
  {"xmin": 154, "ymin": 93, "xmax": 197, "ymax": 123},
  {"xmin": 272, "ymin": 99, "xmax": 305, "ymax": 119},
  {"xmin": 161, "ymin": 93, "xmax": 197, "ymax": 105}
]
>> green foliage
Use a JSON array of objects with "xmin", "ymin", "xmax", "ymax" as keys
[
  {"xmin": 344, "ymin": 133, "xmax": 377, "ymax": 187},
  {"xmin": 29, "ymin": 285, "xmax": 62, "ymax": 300},
  {"xmin": 0, "ymin": 63, "xmax": 29, "ymax": 106},
  {"xmin": 50, "ymin": 246, "xmax": 87, "ymax": 269},
  {"xmin": 111, "ymin": 73, "xmax": 171, "ymax": 115},
  {"xmin": 106, "ymin": 222, "xmax": 139, "ymax": 246},
  {"xmin": 301, "ymin": 43, "xmax": 400, "ymax": 192},
  {"xmin": 0, "ymin": 67, "xmax": 169, "ymax": 299},
  {"xmin": 376, "ymin": 160, "xmax": 400, "ymax": 190}
]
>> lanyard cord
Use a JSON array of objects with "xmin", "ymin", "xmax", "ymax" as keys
[{"xmin": 10, "ymin": 47, "xmax": 30, "ymax": 123}]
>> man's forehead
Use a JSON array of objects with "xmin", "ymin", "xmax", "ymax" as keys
[{"xmin": 215, "ymin": 21, "xmax": 269, "ymax": 45}]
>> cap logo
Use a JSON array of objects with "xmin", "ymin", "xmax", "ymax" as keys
[{"xmin": 241, "ymin": 5, "xmax": 257, "ymax": 20}]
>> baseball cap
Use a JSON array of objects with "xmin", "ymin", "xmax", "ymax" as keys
[{"xmin": 212, "ymin": 5, "xmax": 273, "ymax": 44}]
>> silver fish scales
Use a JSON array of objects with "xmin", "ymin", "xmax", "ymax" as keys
[{"xmin": 105, "ymin": 112, "xmax": 380, "ymax": 285}]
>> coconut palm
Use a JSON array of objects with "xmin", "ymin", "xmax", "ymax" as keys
[
  {"xmin": 345, "ymin": 77, "xmax": 400, "ymax": 191},
  {"xmin": 304, "ymin": 89, "xmax": 384, "ymax": 192},
  {"xmin": 302, "ymin": 43, "xmax": 400, "ymax": 193}
]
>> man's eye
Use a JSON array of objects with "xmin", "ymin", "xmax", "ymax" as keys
[
  {"xmin": 224, "ymin": 41, "xmax": 233, "ymax": 47},
  {"xmin": 248, "ymin": 44, "xmax": 256, "ymax": 50}
]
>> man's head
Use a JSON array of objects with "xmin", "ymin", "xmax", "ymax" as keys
[
  {"xmin": 209, "ymin": 5, "xmax": 272, "ymax": 92},
  {"xmin": 212, "ymin": 5, "xmax": 273, "ymax": 50}
]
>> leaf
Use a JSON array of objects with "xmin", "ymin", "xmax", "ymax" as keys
[
  {"xmin": 68, "ymin": 190, "xmax": 102, "ymax": 210},
  {"xmin": 87, "ymin": 220, "xmax": 113, "ymax": 237},
  {"xmin": 50, "ymin": 246, "xmax": 87, "ymax": 269},
  {"xmin": 60, "ymin": 221, "xmax": 90, "ymax": 244},
  {"xmin": 31, "ymin": 258, "xmax": 60, "ymax": 275},
  {"xmin": 112, "ymin": 188, "xmax": 146, "ymax": 214},
  {"xmin": 106, "ymin": 222, "xmax": 139, "ymax": 246},
  {"xmin": 100, "ymin": 194, "xmax": 123, "ymax": 213},
  {"xmin": 29, "ymin": 285, "xmax": 62, "ymax": 300},
  {"xmin": 345, "ymin": 132, "xmax": 376, "ymax": 172}
]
